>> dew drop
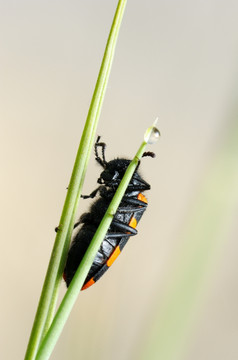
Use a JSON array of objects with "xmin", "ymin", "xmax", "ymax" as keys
[
  {"xmin": 147, "ymin": 126, "xmax": 160, "ymax": 144},
  {"xmin": 144, "ymin": 125, "xmax": 160, "ymax": 144}
]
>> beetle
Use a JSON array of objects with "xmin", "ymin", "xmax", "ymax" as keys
[{"xmin": 63, "ymin": 136, "xmax": 155, "ymax": 290}]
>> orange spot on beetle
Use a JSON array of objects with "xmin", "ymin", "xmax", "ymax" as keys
[
  {"xmin": 137, "ymin": 193, "xmax": 147, "ymax": 203},
  {"xmin": 107, "ymin": 246, "xmax": 121, "ymax": 267},
  {"xmin": 82, "ymin": 278, "xmax": 95, "ymax": 291},
  {"xmin": 129, "ymin": 217, "xmax": 137, "ymax": 229}
]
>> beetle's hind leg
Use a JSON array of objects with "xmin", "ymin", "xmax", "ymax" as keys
[
  {"xmin": 111, "ymin": 220, "xmax": 138, "ymax": 235},
  {"xmin": 121, "ymin": 197, "xmax": 148, "ymax": 208}
]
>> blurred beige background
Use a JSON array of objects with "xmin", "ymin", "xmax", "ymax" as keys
[{"xmin": 1, "ymin": 1, "xmax": 238, "ymax": 359}]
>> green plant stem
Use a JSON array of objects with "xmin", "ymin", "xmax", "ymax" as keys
[
  {"xmin": 35, "ymin": 124, "xmax": 157, "ymax": 360},
  {"xmin": 24, "ymin": 132, "xmax": 91, "ymax": 360},
  {"xmin": 42, "ymin": 137, "xmax": 94, "ymax": 337},
  {"xmin": 24, "ymin": 1, "xmax": 128, "ymax": 359}
]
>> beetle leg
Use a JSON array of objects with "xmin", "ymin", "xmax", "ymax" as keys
[
  {"xmin": 105, "ymin": 232, "xmax": 132, "ymax": 238},
  {"xmin": 111, "ymin": 220, "xmax": 138, "ymax": 235},
  {"xmin": 81, "ymin": 186, "xmax": 103, "ymax": 199},
  {"xmin": 122, "ymin": 197, "xmax": 148, "ymax": 207}
]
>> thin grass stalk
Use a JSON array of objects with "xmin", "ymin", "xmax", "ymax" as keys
[
  {"xmin": 41, "ymin": 135, "xmax": 95, "ymax": 336},
  {"xmin": 41, "ymin": 0, "xmax": 128, "ymax": 335},
  {"xmin": 24, "ymin": 1, "xmax": 128, "ymax": 359}
]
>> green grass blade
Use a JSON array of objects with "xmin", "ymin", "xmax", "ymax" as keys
[
  {"xmin": 24, "ymin": 118, "xmax": 94, "ymax": 360},
  {"xmin": 24, "ymin": 1, "xmax": 128, "ymax": 359},
  {"xmin": 41, "ymin": 130, "xmax": 96, "ymax": 336},
  {"xmin": 35, "ymin": 124, "xmax": 159, "ymax": 360}
]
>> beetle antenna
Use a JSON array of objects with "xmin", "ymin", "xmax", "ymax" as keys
[
  {"xmin": 95, "ymin": 136, "xmax": 107, "ymax": 167},
  {"xmin": 142, "ymin": 151, "xmax": 156, "ymax": 158}
]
